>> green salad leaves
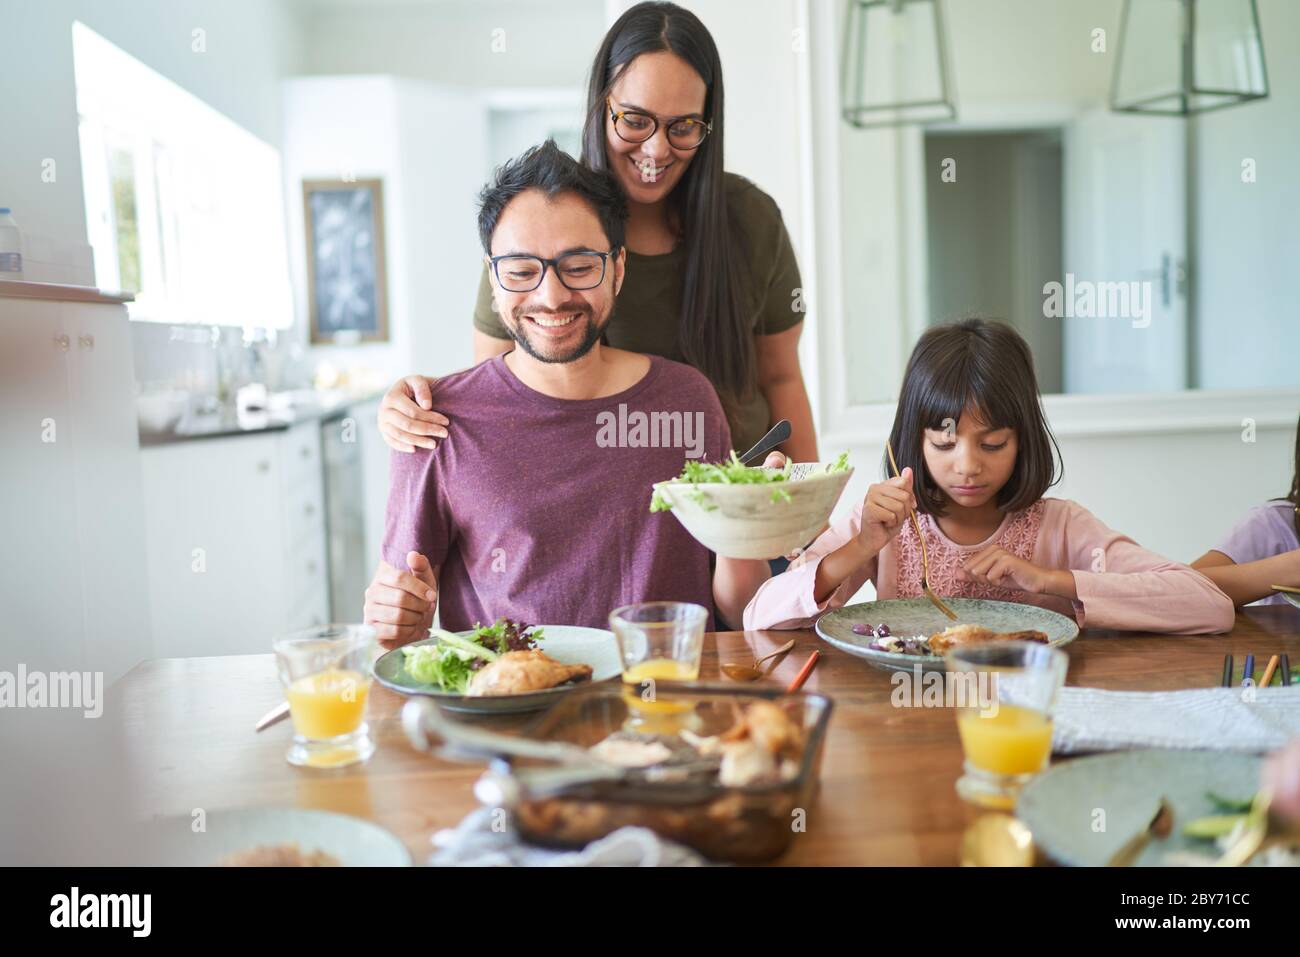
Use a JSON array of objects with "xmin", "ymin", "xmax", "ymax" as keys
[
  {"xmin": 401, "ymin": 619, "xmax": 545, "ymax": 693},
  {"xmin": 650, "ymin": 451, "xmax": 850, "ymax": 512}
]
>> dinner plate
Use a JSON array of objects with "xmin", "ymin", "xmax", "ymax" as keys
[
  {"xmin": 815, "ymin": 597, "xmax": 1079, "ymax": 673},
  {"xmin": 1016, "ymin": 750, "xmax": 1263, "ymax": 866},
  {"xmin": 372, "ymin": 625, "xmax": 622, "ymax": 714},
  {"xmin": 143, "ymin": 807, "xmax": 411, "ymax": 866}
]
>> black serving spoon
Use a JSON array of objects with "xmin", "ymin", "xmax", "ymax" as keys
[{"xmin": 738, "ymin": 419, "xmax": 792, "ymax": 466}]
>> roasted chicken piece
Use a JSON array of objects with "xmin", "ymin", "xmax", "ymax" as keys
[
  {"xmin": 714, "ymin": 700, "xmax": 806, "ymax": 786},
  {"xmin": 738, "ymin": 700, "xmax": 804, "ymax": 757},
  {"xmin": 465, "ymin": 650, "xmax": 592, "ymax": 697},
  {"xmin": 926, "ymin": 623, "xmax": 1049, "ymax": 654}
]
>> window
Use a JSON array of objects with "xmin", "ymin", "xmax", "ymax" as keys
[{"xmin": 72, "ymin": 21, "xmax": 292, "ymax": 329}]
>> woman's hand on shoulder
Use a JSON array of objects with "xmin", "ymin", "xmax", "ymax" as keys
[{"xmin": 377, "ymin": 375, "xmax": 449, "ymax": 452}]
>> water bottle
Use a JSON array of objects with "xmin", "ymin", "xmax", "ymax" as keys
[{"xmin": 0, "ymin": 207, "xmax": 23, "ymax": 280}]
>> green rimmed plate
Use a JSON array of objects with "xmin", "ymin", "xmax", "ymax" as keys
[
  {"xmin": 372, "ymin": 625, "xmax": 622, "ymax": 714},
  {"xmin": 1016, "ymin": 750, "xmax": 1264, "ymax": 866},
  {"xmin": 815, "ymin": 597, "xmax": 1079, "ymax": 673}
]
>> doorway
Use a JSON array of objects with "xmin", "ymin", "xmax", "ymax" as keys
[{"xmin": 923, "ymin": 129, "xmax": 1064, "ymax": 394}]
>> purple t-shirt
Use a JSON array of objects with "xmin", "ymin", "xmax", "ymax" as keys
[
  {"xmin": 1214, "ymin": 500, "xmax": 1300, "ymax": 606},
  {"xmin": 382, "ymin": 354, "xmax": 730, "ymax": 631}
]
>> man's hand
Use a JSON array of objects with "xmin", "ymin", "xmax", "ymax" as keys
[{"xmin": 363, "ymin": 551, "xmax": 438, "ymax": 648}]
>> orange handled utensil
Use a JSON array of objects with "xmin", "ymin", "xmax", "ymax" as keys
[{"xmin": 786, "ymin": 650, "xmax": 820, "ymax": 693}]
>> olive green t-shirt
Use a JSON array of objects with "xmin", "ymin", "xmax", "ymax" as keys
[{"xmin": 473, "ymin": 172, "xmax": 804, "ymax": 455}]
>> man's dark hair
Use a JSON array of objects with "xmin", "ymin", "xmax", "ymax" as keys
[{"xmin": 477, "ymin": 139, "xmax": 628, "ymax": 254}]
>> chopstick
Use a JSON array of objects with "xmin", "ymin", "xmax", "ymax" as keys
[
  {"xmin": 1268, "ymin": 583, "xmax": 1300, "ymax": 595},
  {"xmin": 1221, "ymin": 654, "xmax": 1234, "ymax": 688},
  {"xmin": 885, "ymin": 440, "xmax": 958, "ymax": 621},
  {"xmin": 786, "ymin": 650, "xmax": 820, "ymax": 693},
  {"xmin": 1260, "ymin": 655, "xmax": 1280, "ymax": 689}
]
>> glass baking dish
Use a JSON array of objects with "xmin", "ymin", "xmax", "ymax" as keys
[{"xmin": 490, "ymin": 682, "xmax": 833, "ymax": 863}]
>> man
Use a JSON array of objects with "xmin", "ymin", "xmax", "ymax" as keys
[{"xmin": 364, "ymin": 140, "xmax": 769, "ymax": 645}]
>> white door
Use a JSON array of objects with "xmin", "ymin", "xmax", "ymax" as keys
[{"xmin": 1062, "ymin": 108, "xmax": 1187, "ymax": 393}]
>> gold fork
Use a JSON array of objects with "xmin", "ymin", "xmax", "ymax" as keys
[{"xmin": 886, "ymin": 439, "xmax": 958, "ymax": 621}]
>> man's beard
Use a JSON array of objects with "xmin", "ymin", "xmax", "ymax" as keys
[{"xmin": 507, "ymin": 302, "xmax": 607, "ymax": 364}]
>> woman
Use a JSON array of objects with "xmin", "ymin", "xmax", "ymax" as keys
[{"xmin": 376, "ymin": 0, "xmax": 818, "ymax": 463}]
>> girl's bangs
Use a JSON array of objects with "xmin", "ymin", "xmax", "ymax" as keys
[{"xmin": 919, "ymin": 363, "xmax": 1014, "ymax": 435}]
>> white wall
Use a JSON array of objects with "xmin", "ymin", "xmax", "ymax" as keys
[
  {"xmin": 297, "ymin": 0, "xmax": 605, "ymax": 88},
  {"xmin": 281, "ymin": 75, "xmax": 487, "ymax": 381},
  {"xmin": 282, "ymin": 76, "xmax": 411, "ymax": 380},
  {"xmin": 0, "ymin": 0, "xmax": 302, "ymax": 258},
  {"xmin": 1193, "ymin": 0, "xmax": 1300, "ymax": 390}
]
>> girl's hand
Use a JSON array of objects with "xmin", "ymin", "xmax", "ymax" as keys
[
  {"xmin": 858, "ymin": 467, "xmax": 917, "ymax": 556},
  {"xmin": 958, "ymin": 544, "xmax": 1055, "ymax": 594},
  {"xmin": 377, "ymin": 375, "xmax": 450, "ymax": 452}
]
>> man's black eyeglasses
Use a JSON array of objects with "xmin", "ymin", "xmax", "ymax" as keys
[{"xmin": 489, "ymin": 249, "xmax": 618, "ymax": 292}]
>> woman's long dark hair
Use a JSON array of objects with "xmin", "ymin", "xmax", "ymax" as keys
[{"xmin": 581, "ymin": 1, "xmax": 755, "ymax": 423}]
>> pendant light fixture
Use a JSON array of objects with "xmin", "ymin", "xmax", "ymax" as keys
[
  {"xmin": 841, "ymin": 0, "xmax": 957, "ymax": 129},
  {"xmin": 1111, "ymin": 0, "xmax": 1269, "ymax": 115}
]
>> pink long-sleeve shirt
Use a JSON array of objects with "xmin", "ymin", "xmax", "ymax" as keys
[{"xmin": 743, "ymin": 497, "xmax": 1235, "ymax": 635}]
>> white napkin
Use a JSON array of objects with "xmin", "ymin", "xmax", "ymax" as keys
[
  {"xmin": 426, "ymin": 806, "xmax": 709, "ymax": 867},
  {"xmin": 1041, "ymin": 685, "xmax": 1300, "ymax": 755}
]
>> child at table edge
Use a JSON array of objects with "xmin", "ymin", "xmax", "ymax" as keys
[
  {"xmin": 1190, "ymin": 412, "xmax": 1300, "ymax": 607},
  {"xmin": 743, "ymin": 319, "xmax": 1235, "ymax": 635}
]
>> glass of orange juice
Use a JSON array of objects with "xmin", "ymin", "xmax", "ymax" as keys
[
  {"xmin": 273, "ymin": 624, "xmax": 377, "ymax": 769},
  {"xmin": 946, "ymin": 640, "xmax": 1067, "ymax": 810},
  {"xmin": 609, "ymin": 602, "xmax": 707, "ymax": 728}
]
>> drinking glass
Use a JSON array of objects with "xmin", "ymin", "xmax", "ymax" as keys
[
  {"xmin": 946, "ymin": 640, "xmax": 1067, "ymax": 810},
  {"xmin": 609, "ymin": 602, "xmax": 707, "ymax": 727},
  {"xmin": 273, "ymin": 624, "xmax": 377, "ymax": 769}
]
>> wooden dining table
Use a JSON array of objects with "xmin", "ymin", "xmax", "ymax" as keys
[{"xmin": 114, "ymin": 605, "xmax": 1300, "ymax": 865}]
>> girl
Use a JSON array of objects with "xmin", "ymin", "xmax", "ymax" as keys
[
  {"xmin": 1190, "ymin": 414, "xmax": 1300, "ymax": 607},
  {"xmin": 744, "ymin": 319, "xmax": 1235, "ymax": 635},
  {"xmin": 376, "ymin": 1, "xmax": 818, "ymax": 466}
]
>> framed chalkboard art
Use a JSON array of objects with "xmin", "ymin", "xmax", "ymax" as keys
[{"xmin": 302, "ymin": 178, "xmax": 389, "ymax": 343}]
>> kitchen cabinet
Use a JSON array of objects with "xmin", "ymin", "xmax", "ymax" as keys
[
  {"xmin": 140, "ymin": 422, "xmax": 330, "ymax": 658},
  {"xmin": 0, "ymin": 282, "xmax": 152, "ymax": 684}
]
